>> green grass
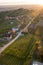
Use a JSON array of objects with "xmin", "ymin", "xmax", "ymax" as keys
[
  {"xmin": 0, "ymin": 8, "xmax": 35, "ymax": 33},
  {"xmin": 0, "ymin": 9, "xmax": 39, "ymax": 65},
  {"xmin": 0, "ymin": 34, "xmax": 36, "ymax": 65},
  {"xmin": 0, "ymin": 20, "xmax": 19, "ymax": 32},
  {"xmin": 0, "ymin": 41, "xmax": 8, "ymax": 47}
]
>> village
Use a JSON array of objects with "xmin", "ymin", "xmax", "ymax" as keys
[
  {"xmin": 0, "ymin": 8, "xmax": 43, "ymax": 65},
  {"xmin": 0, "ymin": 12, "xmax": 43, "ymax": 46},
  {"xmin": 0, "ymin": 14, "xmax": 29, "ymax": 47},
  {"xmin": 0, "ymin": 9, "xmax": 34, "ymax": 47}
]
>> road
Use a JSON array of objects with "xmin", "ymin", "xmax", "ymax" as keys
[
  {"xmin": 0, "ymin": 9, "xmax": 41, "ymax": 54},
  {"xmin": 0, "ymin": 32, "xmax": 21, "ymax": 54},
  {"xmin": 23, "ymin": 9, "xmax": 41, "ymax": 30}
]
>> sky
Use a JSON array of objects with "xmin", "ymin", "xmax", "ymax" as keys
[{"xmin": 0, "ymin": 0, "xmax": 43, "ymax": 5}]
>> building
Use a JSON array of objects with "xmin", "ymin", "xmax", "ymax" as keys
[
  {"xmin": 4, "ymin": 16, "xmax": 15, "ymax": 20},
  {"xmin": 12, "ymin": 28, "xmax": 19, "ymax": 33},
  {"xmin": 4, "ymin": 32, "xmax": 12, "ymax": 40}
]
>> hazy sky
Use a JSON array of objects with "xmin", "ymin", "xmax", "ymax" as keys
[{"xmin": 0, "ymin": 0, "xmax": 43, "ymax": 5}]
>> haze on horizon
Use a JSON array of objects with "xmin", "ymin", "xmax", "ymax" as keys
[{"xmin": 0, "ymin": 0, "xmax": 43, "ymax": 5}]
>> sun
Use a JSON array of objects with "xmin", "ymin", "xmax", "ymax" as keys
[
  {"xmin": 38, "ymin": 0, "xmax": 43, "ymax": 6},
  {"xmin": 0, "ymin": 0, "xmax": 43, "ymax": 5}
]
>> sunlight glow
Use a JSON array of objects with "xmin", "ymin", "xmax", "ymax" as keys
[{"xmin": 0, "ymin": 0, "xmax": 43, "ymax": 5}]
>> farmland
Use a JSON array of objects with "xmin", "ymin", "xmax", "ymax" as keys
[
  {"xmin": 0, "ymin": 8, "xmax": 39, "ymax": 33},
  {"xmin": 0, "ymin": 6, "xmax": 43, "ymax": 65},
  {"xmin": 0, "ymin": 8, "xmax": 37, "ymax": 48},
  {"xmin": 0, "ymin": 8, "xmax": 32, "ymax": 47},
  {"xmin": 0, "ymin": 33, "xmax": 36, "ymax": 65}
]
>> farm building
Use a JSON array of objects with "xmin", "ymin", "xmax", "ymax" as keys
[
  {"xmin": 4, "ymin": 32, "xmax": 12, "ymax": 40},
  {"xmin": 12, "ymin": 28, "xmax": 19, "ymax": 32}
]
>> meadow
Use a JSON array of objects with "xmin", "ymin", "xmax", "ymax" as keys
[{"xmin": 0, "ymin": 33, "xmax": 36, "ymax": 65}]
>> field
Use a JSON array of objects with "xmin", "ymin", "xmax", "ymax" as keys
[
  {"xmin": 0, "ymin": 8, "xmax": 37, "ymax": 33},
  {"xmin": 0, "ymin": 8, "xmax": 42, "ymax": 65},
  {"xmin": 0, "ymin": 8, "xmax": 36, "ymax": 48},
  {"xmin": 0, "ymin": 33, "xmax": 36, "ymax": 65}
]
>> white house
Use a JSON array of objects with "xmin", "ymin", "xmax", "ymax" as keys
[{"xmin": 12, "ymin": 28, "xmax": 19, "ymax": 33}]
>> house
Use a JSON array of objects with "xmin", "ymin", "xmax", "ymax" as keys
[
  {"xmin": 12, "ymin": 28, "xmax": 19, "ymax": 33},
  {"xmin": 4, "ymin": 32, "xmax": 12, "ymax": 40},
  {"xmin": 4, "ymin": 16, "xmax": 9, "ymax": 20},
  {"xmin": 4, "ymin": 16, "xmax": 15, "ymax": 20}
]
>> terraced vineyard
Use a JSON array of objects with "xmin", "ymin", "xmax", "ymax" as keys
[{"xmin": 0, "ymin": 33, "xmax": 36, "ymax": 65}]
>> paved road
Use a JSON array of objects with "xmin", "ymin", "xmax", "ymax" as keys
[
  {"xmin": 0, "ymin": 32, "xmax": 21, "ymax": 54},
  {"xmin": 0, "ymin": 9, "xmax": 41, "ymax": 54},
  {"xmin": 23, "ymin": 9, "xmax": 41, "ymax": 30}
]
